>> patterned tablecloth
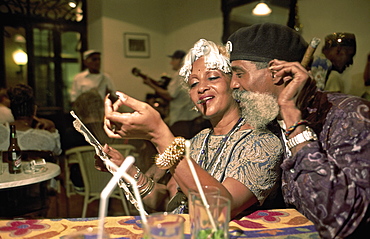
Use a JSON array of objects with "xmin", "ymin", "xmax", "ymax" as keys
[{"xmin": 0, "ymin": 209, "xmax": 319, "ymax": 238}]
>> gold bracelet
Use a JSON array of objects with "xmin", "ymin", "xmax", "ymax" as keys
[{"xmin": 155, "ymin": 137, "xmax": 186, "ymax": 169}]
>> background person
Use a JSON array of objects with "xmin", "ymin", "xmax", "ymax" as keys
[
  {"xmin": 311, "ymin": 32, "xmax": 356, "ymax": 92},
  {"xmin": 0, "ymin": 84, "xmax": 62, "ymax": 156},
  {"xmin": 102, "ymin": 39, "xmax": 283, "ymax": 218},
  {"xmin": 70, "ymin": 49, "xmax": 116, "ymax": 104},
  {"xmin": 227, "ymin": 22, "xmax": 369, "ymax": 238}
]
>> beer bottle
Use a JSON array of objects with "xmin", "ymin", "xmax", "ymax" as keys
[{"xmin": 8, "ymin": 124, "xmax": 22, "ymax": 174}]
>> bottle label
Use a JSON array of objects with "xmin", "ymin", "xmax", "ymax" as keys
[{"xmin": 12, "ymin": 152, "xmax": 22, "ymax": 168}]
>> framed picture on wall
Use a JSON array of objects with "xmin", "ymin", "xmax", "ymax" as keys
[{"xmin": 124, "ymin": 33, "xmax": 150, "ymax": 58}]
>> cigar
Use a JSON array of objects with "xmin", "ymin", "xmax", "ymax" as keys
[
  {"xmin": 197, "ymin": 96, "xmax": 214, "ymax": 104},
  {"xmin": 301, "ymin": 37, "xmax": 321, "ymax": 69},
  {"xmin": 108, "ymin": 92, "xmax": 119, "ymax": 103}
]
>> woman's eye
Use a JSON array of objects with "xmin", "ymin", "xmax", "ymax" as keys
[
  {"xmin": 189, "ymin": 82, "xmax": 198, "ymax": 88},
  {"xmin": 209, "ymin": 76, "xmax": 220, "ymax": 81}
]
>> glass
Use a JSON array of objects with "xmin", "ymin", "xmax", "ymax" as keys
[
  {"xmin": 22, "ymin": 160, "xmax": 47, "ymax": 174},
  {"xmin": 191, "ymin": 195, "xmax": 230, "ymax": 239},
  {"xmin": 188, "ymin": 186, "xmax": 220, "ymax": 222},
  {"xmin": 144, "ymin": 212, "xmax": 185, "ymax": 239}
]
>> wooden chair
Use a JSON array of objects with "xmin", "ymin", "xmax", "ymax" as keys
[{"xmin": 64, "ymin": 144, "xmax": 136, "ymax": 218}]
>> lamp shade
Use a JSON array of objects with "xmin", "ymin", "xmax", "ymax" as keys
[
  {"xmin": 12, "ymin": 49, "xmax": 28, "ymax": 66},
  {"xmin": 252, "ymin": 2, "xmax": 272, "ymax": 16}
]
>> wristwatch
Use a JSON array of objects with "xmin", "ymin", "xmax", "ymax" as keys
[{"xmin": 287, "ymin": 126, "xmax": 318, "ymax": 150}]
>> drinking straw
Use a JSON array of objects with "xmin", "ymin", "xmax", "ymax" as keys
[
  {"xmin": 120, "ymin": 160, "xmax": 150, "ymax": 235},
  {"xmin": 98, "ymin": 156, "xmax": 149, "ymax": 239},
  {"xmin": 185, "ymin": 140, "xmax": 217, "ymax": 232},
  {"xmin": 97, "ymin": 157, "xmax": 133, "ymax": 239}
]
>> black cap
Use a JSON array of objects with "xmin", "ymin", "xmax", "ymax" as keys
[
  {"xmin": 228, "ymin": 23, "xmax": 308, "ymax": 63},
  {"xmin": 323, "ymin": 32, "xmax": 356, "ymax": 53},
  {"xmin": 168, "ymin": 50, "xmax": 186, "ymax": 59}
]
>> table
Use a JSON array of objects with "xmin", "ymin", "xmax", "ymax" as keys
[
  {"xmin": 0, "ymin": 162, "xmax": 61, "ymax": 218},
  {"xmin": 0, "ymin": 209, "xmax": 319, "ymax": 238},
  {"xmin": 0, "ymin": 162, "xmax": 60, "ymax": 189}
]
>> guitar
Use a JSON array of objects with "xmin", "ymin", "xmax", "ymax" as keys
[{"xmin": 132, "ymin": 67, "xmax": 171, "ymax": 89}]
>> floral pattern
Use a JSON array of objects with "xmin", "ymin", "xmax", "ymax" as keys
[
  {"xmin": 0, "ymin": 209, "xmax": 318, "ymax": 238},
  {"xmin": 311, "ymin": 54, "xmax": 332, "ymax": 91},
  {"xmin": 0, "ymin": 220, "xmax": 49, "ymax": 237}
]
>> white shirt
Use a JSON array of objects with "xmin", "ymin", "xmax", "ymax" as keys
[
  {"xmin": 0, "ymin": 123, "xmax": 62, "ymax": 156},
  {"xmin": 70, "ymin": 69, "xmax": 115, "ymax": 102},
  {"xmin": 167, "ymin": 71, "xmax": 200, "ymax": 126}
]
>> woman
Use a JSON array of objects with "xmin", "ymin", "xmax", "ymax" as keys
[
  {"xmin": 0, "ymin": 84, "xmax": 62, "ymax": 156},
  {"xmin": 103, "ymin": 39, "xmax": 282, "ymax": 218}
]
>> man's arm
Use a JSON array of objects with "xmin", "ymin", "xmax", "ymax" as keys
[
  {"xmin": 143, "ymin": 76, "xmax": 173, "ymax": 101},
  {"xmin": 281, "ymin": 96, "xmax": 370, "ymax": 238}
]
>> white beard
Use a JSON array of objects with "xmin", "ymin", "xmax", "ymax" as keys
[{"xmin": 232, "ymin": 90, "xmax": 279, "ymax": 129}]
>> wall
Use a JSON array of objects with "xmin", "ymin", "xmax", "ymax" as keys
[
  {"xmin": 86, "ymin": 0, "xmax": 370, "ymax": 100},
  {"xmin": 298, "ymin": 0, "xmax": 370, "ymax": 96},
  {"xmin": 86, "ymin": 0, "xmax": 222, "ymax": 102}
]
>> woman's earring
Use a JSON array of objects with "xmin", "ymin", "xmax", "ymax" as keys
[{"xmin": 235, "ymin": 99, "xmax": 241, "ymax": 103}]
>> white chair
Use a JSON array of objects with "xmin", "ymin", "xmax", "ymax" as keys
[{"xmin": 64, "ymin": 144, "xmax": 136, "ymax": 218}]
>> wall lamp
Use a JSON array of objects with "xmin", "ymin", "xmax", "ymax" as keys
[
  {"xmin": 12, "ymin": 49, "xmax": 28, "ymax": 75},
  {"xmin": 252, "ymin": 1, "xmax": 272, "ymax": 16}
]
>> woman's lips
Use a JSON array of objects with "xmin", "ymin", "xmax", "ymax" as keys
[{"xmin": 197, "ymin": 96, "xmax": 214, "ymax": 104}]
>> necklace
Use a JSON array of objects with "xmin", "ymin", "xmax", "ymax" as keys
[{"xmin": 197, "ymin": 117, "xmax": 246, "ymax": 177}]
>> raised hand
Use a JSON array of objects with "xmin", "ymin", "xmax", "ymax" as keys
[
  {"xmin": 269, "ymin": 59, "xmax": 314, "ymax": 125},
  {"xmin": 104, "ymin": 91, "xmax": 174, "ymax": 152}
]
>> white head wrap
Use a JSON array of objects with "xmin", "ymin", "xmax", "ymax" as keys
[{"xmin": 179, "ymin": 39, "xmax": 231, "ymax": 83}]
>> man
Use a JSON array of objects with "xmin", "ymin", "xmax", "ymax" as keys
[
  {"xmin": 227, "ymin": 23, "xmax": 369, "ymax": 238},
  {"xmin": 70, "ymin": 50, "xmax": 115, "ymax": 103},
  {"xmin": 143, "ymin": 50, "xmax": 207, "ymax": 138},
  {"xmin": 311, "ymin": 32, "xmax": 356, "ymax": 92}
]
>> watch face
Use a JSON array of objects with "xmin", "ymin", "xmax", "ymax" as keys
[{"xmin": 306, "ymin": 127, "xmax": 318, "ymax": 140}]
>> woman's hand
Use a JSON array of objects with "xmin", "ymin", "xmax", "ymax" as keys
[
  {"xmin": 102, "ymin": 144, "xmax": 125, "ymax": 166},
  {"xmin": 95, "ymin": 144, "xmax": 126, "ymax": 172},
  {"xmin": 104, "ymin": 91, "xmax": 175, "ymax": 152}
]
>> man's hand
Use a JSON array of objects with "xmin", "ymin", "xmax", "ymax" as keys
[
  {"xmin": 32, "ymin": 116, "xmax": 56, "ymax": 132},
  {"xmin": 269, "ymin": 59, "xmax": 313, "ymax": 126}
]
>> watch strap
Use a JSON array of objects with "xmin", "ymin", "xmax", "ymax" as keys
[{"xmin": 287, "ymin": 126, "xmax": 318, "ymax": 150}]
